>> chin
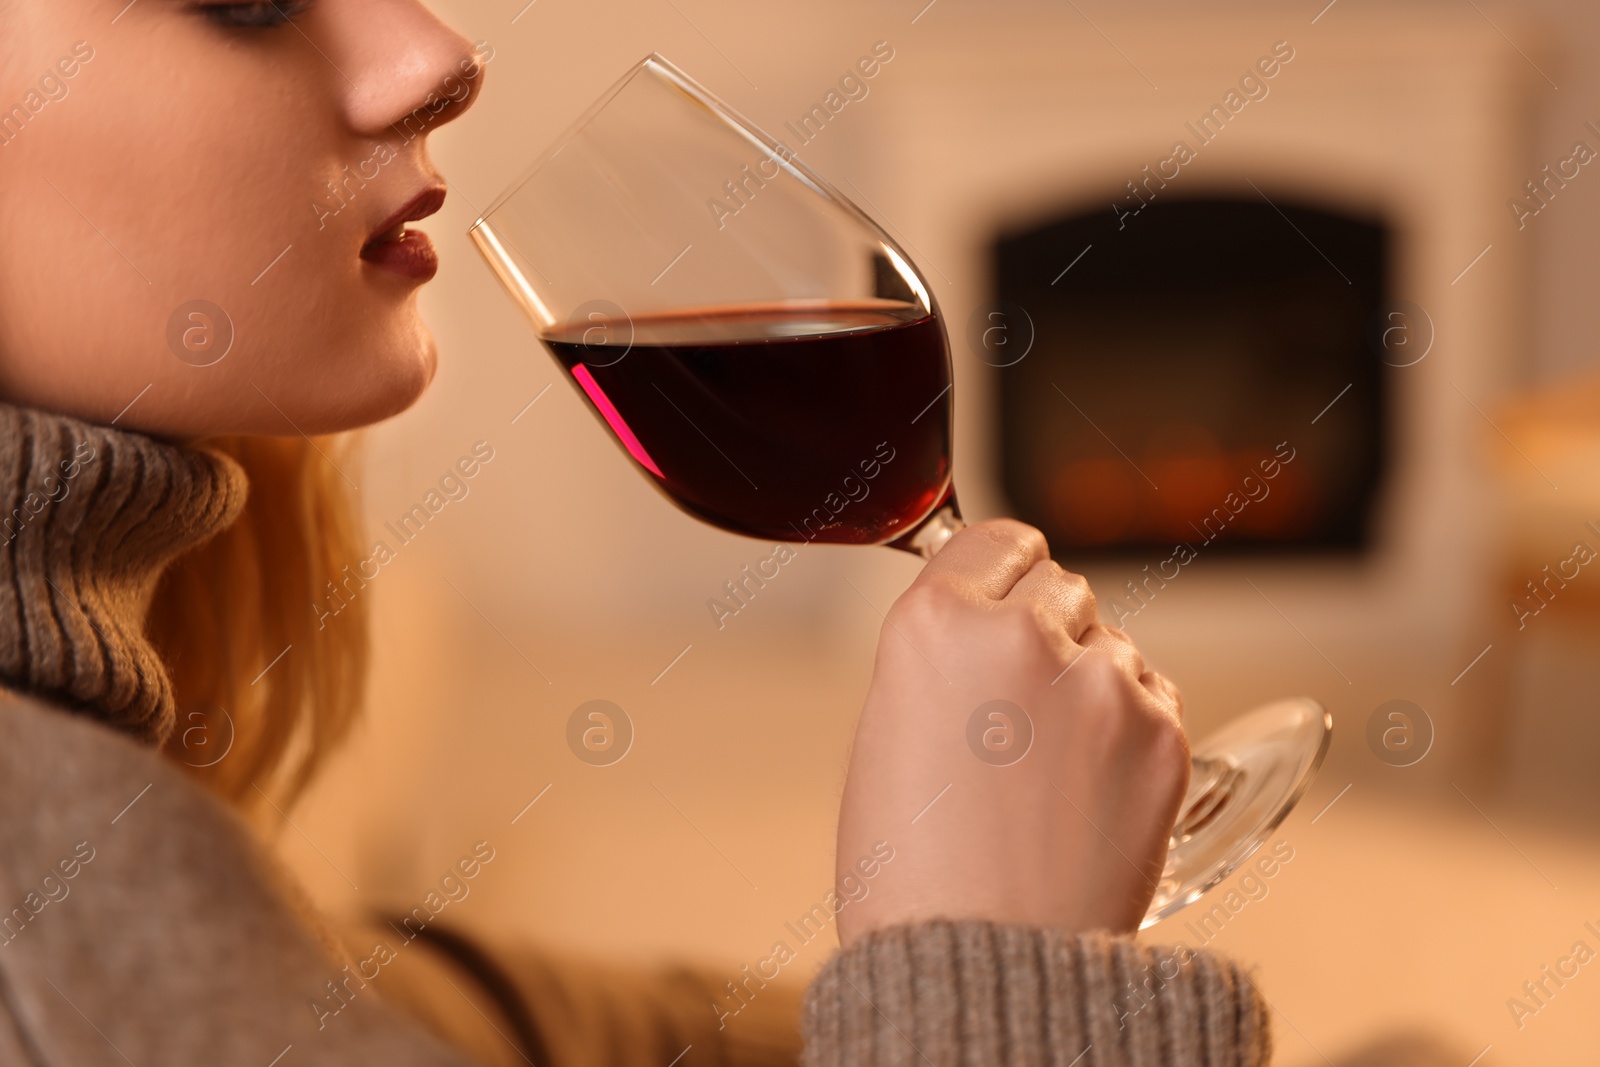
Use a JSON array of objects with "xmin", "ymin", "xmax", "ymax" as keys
[
  {"xmin": 326, "ymin": 338, "xmax": 439, "ymax": 434},
  {"xmin": 272, "ymin": 333, "xmax": 440, "ymax": 437}
]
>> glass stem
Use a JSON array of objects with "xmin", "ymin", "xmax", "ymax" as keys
[
  {"xmin": 1173, "ymin": 755, "xmax": 1241, "ymax": 841},
  {"xmin": 899, "ymin": 503, "xmax": 965, "ymax": 559}
]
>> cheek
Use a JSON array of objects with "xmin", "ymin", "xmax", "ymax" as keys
[{"xmin": 0, "ymin": 22, "xmax": 436, "ymax": 436}]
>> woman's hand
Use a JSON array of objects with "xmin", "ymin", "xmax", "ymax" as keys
[{"xmin": 835, "ymin": 519, "xmax": 1190, "ymax": 945}]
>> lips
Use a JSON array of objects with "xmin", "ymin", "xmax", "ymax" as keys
[{"xmin": 361, "ymin": 186, "xmax": 447, "ymax": 281}]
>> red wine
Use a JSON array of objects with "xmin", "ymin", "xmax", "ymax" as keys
[{"xmin": 542, "ymin": 302, "xmax": 953, "ymax": 545}]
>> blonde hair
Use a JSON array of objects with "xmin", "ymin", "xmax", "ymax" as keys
[{"xmin": 147, "ymin": 434, "xmax": 370, "ymax": 814}]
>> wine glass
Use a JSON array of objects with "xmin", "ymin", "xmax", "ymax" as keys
[{"xmin": 469, "ymin": 53, "xmax": 1330, "ymax": 928}]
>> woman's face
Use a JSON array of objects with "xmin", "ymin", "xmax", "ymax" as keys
[{"xmin": 0, "ymin": 0, "xmax": 482, "ymax": 438}]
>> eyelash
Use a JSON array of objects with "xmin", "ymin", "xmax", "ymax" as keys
[{"xmin": 197, "ymin": 1, "xmax": 313, "ymax": 29}]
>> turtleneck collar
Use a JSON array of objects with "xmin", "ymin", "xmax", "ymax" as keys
[{"xmin": 0, "ymin": 402, "xmax": 248, "ymax": 744}]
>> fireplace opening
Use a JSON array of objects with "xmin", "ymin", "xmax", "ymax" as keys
[{"xmin": 991, "ymin": 195, "xmax": 1391, "ymax": 557}]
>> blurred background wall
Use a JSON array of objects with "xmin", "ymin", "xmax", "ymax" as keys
[{"xmin": 274, "ymin": 2, "xmax": 1600, "ymax": 1063}]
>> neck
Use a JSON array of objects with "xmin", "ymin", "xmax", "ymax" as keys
[{"xmin": 0, "ymin": 402, "xmax": 247, "ymax": 742}]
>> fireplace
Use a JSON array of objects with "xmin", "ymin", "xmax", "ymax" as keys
[
  {"xmin": 847, "ymin": 5, "xmax": 1533, "ymax": 773},
  {"xmin": 991, "ymin": 197, "xmax": 1391, "ymax": 556}
]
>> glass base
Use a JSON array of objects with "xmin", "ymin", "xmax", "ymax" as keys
[{"xmin": 1141, "ymin": 697, "xmax": 1332, "ymax": 929}]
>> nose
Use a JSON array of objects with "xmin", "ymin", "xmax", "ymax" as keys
[{"xmin": 320, "ymin": 0, "xmax": 484, "ymax": 137}]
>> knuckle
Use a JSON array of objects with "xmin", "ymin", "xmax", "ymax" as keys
[
  {"xmin": 1057, "ymin": 565, "xmax": 1092, "ymax": 598},
  {"xmin": 1056, "ymin": 568, "xmax": 1096, "ymax": 618},
  {"xmin": 1076, "ymin": 644, "xmax": 1121, "ymax": 680},
  {"xmin": 1066, "ymin": 646, "xmax": 1127, "ymax": 706},
  {"xmin": 1057, "ymin": 650, "xmax": 1188, "ymax": 774},
  {"xmin": 995, "ymin": 601, "xmax": 1062, "ymax": 652},
  {"xmin": 1093, "ymin": 623, "xmax": 1145, "ymax": 670},
  {"xmin": 1144, "ymin": 670, "xmax": 1184, "ymax": 717},
  {"xmin": 1100, "ymin": 623, "xmax": 1134, "ymax": 644},
  {"xmin": 1147, "ymin": 712, "xmax": 1192, "ymax": 782},
  {"xmin": 1081, "ymin": 621, "xmax": 1130, "ymax": 656},
  {"xmin": 1025, "ymin": 597, "xmax": 1065, "ymax": 635},
  {"xmin": 1026, "ymin": 557, "xmax": 1066, "ymax": 583},
  {"xmin": 887, "ymin": 577, "xmax": 961, "ymax": 635},
  {"xmin": 972, "ymin": 517, "xmax": 1049, "ymax": 558}
]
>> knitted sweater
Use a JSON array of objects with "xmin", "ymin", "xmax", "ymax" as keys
[{"xmin": 0, "ymin": 401, "xmax": 1272, "ymax": 1066}]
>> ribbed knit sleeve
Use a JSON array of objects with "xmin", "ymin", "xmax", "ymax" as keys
[{"xmin": 802, "ymin": 921, "xmax": 1271, "ymax": 1067}]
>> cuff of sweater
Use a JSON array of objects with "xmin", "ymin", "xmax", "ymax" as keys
[{"xmin": 801, "ymin": 920, "xmax": 1271, "ymax": 1067}]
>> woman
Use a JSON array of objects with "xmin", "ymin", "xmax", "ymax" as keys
[{"xmin": 0, "ymin": 2, "xmax": 1271, "ymax": 1064}]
